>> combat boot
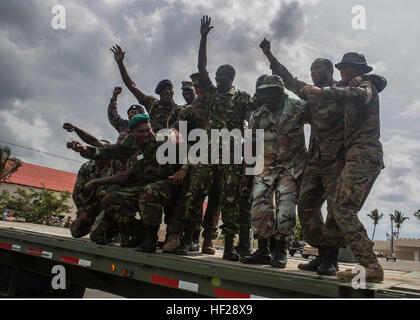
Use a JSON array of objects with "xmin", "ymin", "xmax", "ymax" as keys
[
  {"xmin": 336, "ymin": 262, "xmax": 384, "ymax": 283},
  {"xmin": 235, "ymin": 229, "xmax": 252, "ymax": 257},
  {"xmin": 124, "ymin": 220, "xmax": 145, "ymax": 248},
  {"xmin": 298, "ymin": 247, "xmax": 325, "ymax": 272},
  {"xmin": 223, "ymin": 234, "xmax": 240, "ymax": 261},
  {"xmin": 270, "ymin": 238, "xmax": 288, "ymax": 268},
  {"xmin": 119, "ymin": 224, "xmax": 132, "ymax": 248},
  {"xmin": 202, "ymin": 237, "xmax": 216, "ymax": 255},
  {"xmin": 135, "ymin": 225, "xmax": 159, "ymax": 253},
  {"xmin": 189, "ymin": 230, "xmax": 201, "ymax": 252},
  {"xmin": 317, "ymin": 247, "xmax": 339, "ymax": 276},
  {"xmin": 162, "ymin": 233, "xmax": 181, "ymax": 253},
  {"xmin": 241, "ymin": 238, "xmax": 272, "ymax": 265},
  {"xmin": 175, "ymin": 231, "xmax": 192, "ymax": 255}
]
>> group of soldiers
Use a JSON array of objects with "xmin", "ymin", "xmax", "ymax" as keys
[{"xmin": 65, "ymin": 16, "xmax": 387, "ymax": 283}]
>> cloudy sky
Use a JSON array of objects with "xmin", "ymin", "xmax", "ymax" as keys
[{"xmin": 1, "ymin": 0, "xmax": 419, "ymax": 240}]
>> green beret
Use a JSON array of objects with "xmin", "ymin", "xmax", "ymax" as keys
[{"xmin": 128, "ymin": 114, "xmax": 150, "ymax": 130}]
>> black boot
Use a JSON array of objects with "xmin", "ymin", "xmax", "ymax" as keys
[
  {"xmin": 235, "ymin": 229, "xmax": 252, "ymax": 257},
  {"xmin": 124, "ymin": 221, "xmax": 145, "ymax": 248},
  {"xmin": 175, "ymin": 231, "xmax": 192, "ymax": 255},
  {"xmin": 189, "ymin": 229, "xmax": 201, "ymax": 252},
  {"xmin": 316, "ymin": 247, "xmax": 339, "ymax": 276},
  {"xmin": 223, "ymin": 234, "xmax": 240, "ymax": 261},
  {"xmin": 241, "ymin": 238, "xmax": 271, "ymax": 265},
  {"xmin": 135, "ymin": 225, "xmax": 159, "ymax": 253},
  {"xmin": 270, "ymin": 238, "xmax": 288, "ymax": 268},
  {"xmin": 119, "ymin": 224, "xmax": 132, "ymax": 248},
  {"xmin": 298, "ymin": 247, "xmax": 325, "ymax": 271}
]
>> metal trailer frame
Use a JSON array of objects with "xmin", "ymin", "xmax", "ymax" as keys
[{"xmin": 1, "ymin": 228, "xmax": 420, "ymax": 298}]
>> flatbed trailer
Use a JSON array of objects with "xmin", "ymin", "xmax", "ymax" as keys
[{"xmin": 1, "ymin": 221, "xmax": 420, "ymax": 298}]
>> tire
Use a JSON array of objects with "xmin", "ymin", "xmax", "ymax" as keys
[
  {"xmin": 302, "ymin": 254, "xmax": 309, "ymax": 259},
  {"xmin": 289, "ymin": 250, "xmax": 296, "ymax": 257}
]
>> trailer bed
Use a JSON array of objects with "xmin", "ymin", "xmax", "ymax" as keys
[{"xmin": 1, "ymin": 221, "xmax": 420, "ymax": 298}]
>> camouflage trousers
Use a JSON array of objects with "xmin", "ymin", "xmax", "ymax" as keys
[
  {"xmin": 250, "ymin": 165, "xmax": 298, "ymax": 241},
  {"xmin": 92, "ymin": 180, "xmax": 175, "ymax": 240},
  {"xmin": 70, "ymin": 188, "xmax": 107, "ymax": 238},
  {"xmin": 184, "ymin": 164, "xmax": 242, "ymax": 237},
  {"xmin": 298, "ymin": 148, "xmax": 383, "ymax": 265}
]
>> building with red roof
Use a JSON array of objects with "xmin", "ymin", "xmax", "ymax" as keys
[{"xmin": 1, "ymin": 161, "xmax": 77, "ymax": 218}]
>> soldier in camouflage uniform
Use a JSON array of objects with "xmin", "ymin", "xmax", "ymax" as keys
[
  {"xmin": 72, "ymin": 114, "xmax": 180, "ymax": 252},
  {"xmin": 163, "ymin": 73, "xmax": 223, "ymax": 255},
  {"xmin": 70, "ymin": 159, "xmax": 113, "ymax": 239},
  {"xmin": 302, "ymin": 52, "xmax": 385, "ymax": 282},
  {"xmin": 166, "ymin": 81, "xmax": 196, "ymax": 129},
  {"xmin": 260, "ymin": 39, "xmax": 387, "ymax": 276},
  {"xmin": 241, "ymin": 75, "xmax": 308, "ymax": 268},
  {"xmin": 111, "ymin": 45, "xmax": 178, "ymax": 133},
  {"xmin": 182, "ymin": 16, "xmax": 257, "ymax": 261}
]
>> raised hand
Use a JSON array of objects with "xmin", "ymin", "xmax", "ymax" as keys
[
  {"xmin": 259, "ymin": 38, "xmax": 271, "ymax": 55},
  {"xmin": 110, "ymin": 44, "xmax": 125, "ymax": 63},
  {"xmin": 113, "ymin": 86, "xmax": 123, "ymax": 96},
  {"xmin": 200, "ymin": 15, "xmax": 214, "ymax": 36},
  {"xmin": 66, "ymin": 141, "xmax": 86, "ymax": 153},
  {"xmin": 63, "ymin": 123, "xmax": 75, "ymax": 132}
]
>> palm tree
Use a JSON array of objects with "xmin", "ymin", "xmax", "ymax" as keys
[
  {"xmin": 367, "ymin": 209, "xmax": 383, "ymax": 240},
  {"xmin": 0, "ymin": 146, "xmax": 21, "ymax": 182},
  {"xmin": 390, "ymin": 210, "xmax": 410, "ymax": 239},
  {"xmin": 414, "ymin": 210, "xmax": 420, "ymax": 222}
]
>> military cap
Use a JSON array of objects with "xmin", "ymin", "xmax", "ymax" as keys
[
  {"xmin": 155, "ymin": 79, "xmax": 173, "ymax": 94},
  {"xmin": 255, "ymin": 74, "xmax": 268, "ymax": 89},
  {"xmin": 189, "ymin": 73, "xmax": 201, "ymax": 86},
  {"xmin": 126, "ymin": 104, "xmax": 147, "ymax": 115},
  {"xmin": 181, "ymin": 81, "xmax": 194, "ymax": 91},
  {"xmin": 128, "ymin": 114, "xmax": 150, "ymax": 130},
  {"xmin": 335, "ymin": 52, "xmax": 373, "ymax": 74},
  {"xmin": 257, "ymin": 75, "xmax": 285, "ymax": 90}
]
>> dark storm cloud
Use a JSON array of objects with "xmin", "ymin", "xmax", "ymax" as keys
[{"xmin": 270, "ymin": 1, "xmax": 306, "ymax": 43}]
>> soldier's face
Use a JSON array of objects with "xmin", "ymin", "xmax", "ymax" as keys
[
  {"xmin": 215, "ymin": 69, "xmax": 233, "ymax": 92},
  {"xmin": 128, "ymin": 110, "xmax": 140, "ymax": 120},
  {"xmin": 131, "ymin": 123, "xmax": 153, "ymax": 145},
  {"xmin": 311, "ymin": 61, "xmax": 332, "ymax": 86},
  {"xmin": 182, "ymin": 89, "xmax": 195, "ymax": 105},
  {"xmin": 339, "ymin": 64, "xmax": 363, "ymax": 84},
  {"xmin": 257, "ymin": 87, "xmax": 284, "ymax": 107},
  {"xmin": 159, "ymin": 86, "xmax": 174, "ymax": 103}
]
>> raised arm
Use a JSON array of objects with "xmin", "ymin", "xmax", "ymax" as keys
[
  {"xmin": 108, "ymin": 86, "xmax": 129, "ymax": 133},
  {"xmin": 259, "ymin": 38, "xmax": 307, "ymax": 99},
  {"xmin": 111, "ymin": 44, "xmax": 146, "ymax": 102},
  {"xmin": 63, "ymin": 123, "xmax": 104, "ymax": 148},
  {"xmin": 197, "ymin": 16, "xmax": 213, "ymax": 87}
]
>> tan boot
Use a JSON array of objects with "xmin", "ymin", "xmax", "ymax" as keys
[
  {"xmin": 162, "ymin": 233, "xmax": 181, "ymax": 253},
  {"xmin": 336, "ymin": 262, "xmax": 384, "ymax": 283},
  {"xmin": 202, "ymin": 238, "xmax": 216, "ymax": 255}
]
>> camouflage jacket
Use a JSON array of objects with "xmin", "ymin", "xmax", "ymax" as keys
[
  {"xmin": 138, "ymin": 95, "xmax": 178, "ymax": 133},
  {"xmin": 90, "ymin": 135, "xmax": 180, "ymax": 185},
  {"xmin": 321, "ymin": 81, "xmax": 383, "ymax": 164},
  {"xmin": 271, "ymin": 58, "xmax": 346, "ymax": 162},
  {"xmin": 200, "ymin": 80, "xmax": 257, "ymax": 160},
  {"xmin": 270, "ymin": 57, "xmax": 385, "ymax": 163},
  {"xmin": 249, "ymin": 98, "xmax": 308, "ymax": 177},
  {"xmin": 72, "ymin": 160, "xmax": 112, "ymax": 208},
  {"xmin": 108, "ymin": 99, "xmax": 129, "ymax": 134}
]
